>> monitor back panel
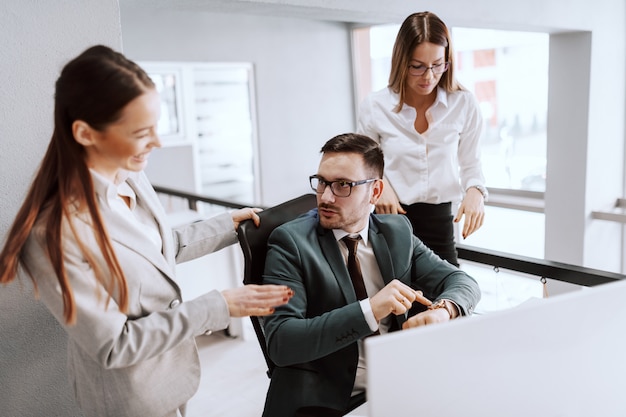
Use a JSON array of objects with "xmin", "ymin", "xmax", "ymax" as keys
[{"xmin": 365, "ymin": 279, "xmax": 626, "ymax": 417}]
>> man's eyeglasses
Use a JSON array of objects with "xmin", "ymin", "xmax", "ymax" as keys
[
  {"xmin": 309, "ymin": 175, "xmax": 377, "ymax": 198},
  {"xmin": 408, "ymin": 62, "xmax": 449, "ymax": 77}
]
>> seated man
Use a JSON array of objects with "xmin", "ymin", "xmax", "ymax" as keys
[{"xmin": 262, "ymin": 133, "xmax": 481, "ymax": 417}]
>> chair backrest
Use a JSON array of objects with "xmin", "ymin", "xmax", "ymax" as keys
[{"xmin": 237, "ymin": 193, "xmax": 317, "ymax": 377}]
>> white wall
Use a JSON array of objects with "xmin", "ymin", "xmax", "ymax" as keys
[
  {"xmin": 120, "ymin": 8, "xmax": 356, "ymax": 207},
  {"xmin": 0, "ymin": 2, "xmax": 123, "ymax": 415}
]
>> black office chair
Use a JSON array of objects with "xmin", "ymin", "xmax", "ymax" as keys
[
  {"xmin": 237, "ymin": 194, "xmax": 366, "ymax": 415},
  {"xmin": 237, "ymin": 193, "xmax": 317, "ymax": 377}
]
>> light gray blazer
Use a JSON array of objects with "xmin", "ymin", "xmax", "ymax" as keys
[{"xmin": 22, "ymin": 171, "xmax": 236, "ymax": 417}]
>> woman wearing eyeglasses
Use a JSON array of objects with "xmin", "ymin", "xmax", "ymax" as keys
[{"xmin": 357, "ymin": 11, "xmax": 487, "ymax": 266}]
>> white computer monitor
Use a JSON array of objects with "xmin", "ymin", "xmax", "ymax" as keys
[{"xmin": 364, "ymin": 279, "xmax": 626, "ymax": 417}]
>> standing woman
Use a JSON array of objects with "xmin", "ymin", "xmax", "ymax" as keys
[
  {"xmin": 357, "ymin": 11, "xmax": 487, "ymax": 266},
  {"xmin": 0, "ymin": 45, "xmax": 292, "ymax": 417}
]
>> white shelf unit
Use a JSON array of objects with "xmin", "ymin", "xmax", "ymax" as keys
[{"xmin": 141, "ymin": 61, "xmax": 260, "ymax": 208}]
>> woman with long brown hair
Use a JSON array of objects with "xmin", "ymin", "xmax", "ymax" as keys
[
  {"xmin": 0, "ymin": 45, "xmax": 292, "ymax": 417},
  {"xmin": 357, "ymin": 11, "xmax": 487, "ymax": 266}
]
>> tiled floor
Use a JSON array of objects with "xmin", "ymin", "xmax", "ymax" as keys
[{"xmin": 187, "ymin": 324, "xmax": 270, "ymax": 417}]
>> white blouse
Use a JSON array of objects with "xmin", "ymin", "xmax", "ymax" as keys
[
  {"xmin": 357, "ymin": 86, "xmax": 486, "ymax": 205},
  {"xmin": 90, "ymin": 169, "xmax": 163, "ymax": 252}
]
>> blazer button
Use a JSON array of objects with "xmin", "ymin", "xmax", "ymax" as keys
[{"xmin": 169, "ymin": 299, "xmax": 181, "ymax": 309}]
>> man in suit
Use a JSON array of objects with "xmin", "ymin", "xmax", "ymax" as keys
[{"xmin": 261, "ymin": 133, "xmax": 481, "ymax": 416}]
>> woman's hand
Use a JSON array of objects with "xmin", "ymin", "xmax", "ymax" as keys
[
  {"xmin": 454, "ymin": 187, "xmax": 485, "ymax": 239},
  {"xmin": 221, "ymin": 284, "xmax": 294, "ymax": 317},
  {"xmin": 231, "ymin": 207, "xmax": 262, "ymax": 230},
  {"xmin": 374, "ymin": 184, "xmax": 406, "ymax": 214}
]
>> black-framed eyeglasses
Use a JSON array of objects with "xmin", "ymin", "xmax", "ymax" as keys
[
  {"xmin": 408, "ymin": 62, "xmax": 449, "ymax": 76},
  {"xmin": 309, "ymin": 175, "xmax": 377, "ymax": 198}
]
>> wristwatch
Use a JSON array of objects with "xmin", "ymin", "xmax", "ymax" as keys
[
  {"xmin": 469, "ymin": 185, "xmax": 489, "ymax": 201},
  {"xmin": 428, "ymin": 299, "xmax": 456, "ymax": 319}
]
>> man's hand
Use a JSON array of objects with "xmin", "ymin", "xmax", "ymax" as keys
[
  {"xmin": 402, "ymin": 307, "xmax": 451, "ymax": 329},
  {"xmin": 369, "ymin": 279, "xmax": 431, "ymax": 322}
]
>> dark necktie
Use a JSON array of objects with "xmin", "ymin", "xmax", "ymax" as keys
[{"xmin": 342, "ymin": 236, "xmax": 368, "ymax": 300}]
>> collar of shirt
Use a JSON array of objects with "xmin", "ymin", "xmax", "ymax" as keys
[
  {"xmin": 89, "ymin": 169, "xmax": 136, "ymax": 210},
  {"xmin": 395, "ymin": 86, "xmax": 448, "ymax": 114},
  {"xmin": 332, "ymin": 225, "xmax": 370, "ymax": 246},
  {"xmin": 434, "ymin": 86, "xmax": 448, "ymax": 108}
]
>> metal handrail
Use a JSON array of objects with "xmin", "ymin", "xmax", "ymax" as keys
[
  {"xmin": 485, "ymin": 187, "xmax": 544, "ymax": 213},
  {"xmin": 153, "ymin": 185, "xmax": 250, "ymax": 211},
  {"xmin": 591, "ymin": 198, "xmax": 626, "ymax": 224},
  {"xmin": 457, "ymin": 244, "xmax": 624, "ymax": 287},
  {"xmin": 152, "ymin": 186, "xmax": 626, "ymax": 288}
]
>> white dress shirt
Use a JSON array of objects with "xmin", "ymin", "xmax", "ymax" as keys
[
  {"xmin": 357, "ymin": 86, "xmax": 485, "ymax": 204},
  {"xmin": 332, "ymin": 225, "xmax": 392, "ymax": 395}
]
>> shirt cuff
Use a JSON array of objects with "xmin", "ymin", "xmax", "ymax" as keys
[
  {"xmin": 443, "ymin": 299, "xmax": 462, "ymax": 318},
  {"xmin": 359, "ymin": 299, "xmax": 379, "ymax": 332}
]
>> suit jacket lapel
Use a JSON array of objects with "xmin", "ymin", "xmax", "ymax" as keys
[
  {"xmin": 101, "ymin": 210, "xmax": 174, "ymax": 278},
  {"xmin": 369, "ymin": 216, "xmax": 396, "ymax": 285},
  {"xmin": 88, "ymin": 175, "xmax": 175, "ymax": 283},
  {"xmin": 316, "ymin": 224, "xmax": 358, "ymax": 304},
  {"xmin": 125, "ymin": 175, "xmax": 176, "ymax": 279},
  {"xmin": 369, "ymin": 215, "xmax": 406, "ymax": 330}
]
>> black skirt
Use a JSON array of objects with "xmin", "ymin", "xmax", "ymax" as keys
[{"xmin": 400, "ymin": 202, "xmax": 458, "ymax": 266}]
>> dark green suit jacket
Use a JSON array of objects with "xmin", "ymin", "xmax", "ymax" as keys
[{"xmin": 262, "ymin": 209, "xmax": 481, "ymax": 416}]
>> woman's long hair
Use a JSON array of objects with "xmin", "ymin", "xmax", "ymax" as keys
[
  {"xmin": 388, "ymin": 11, "xmax": 462, "ymax": 112},
  {"xmin": 0, "ymin": 45, "xmax": 155, "ymax": 324}
]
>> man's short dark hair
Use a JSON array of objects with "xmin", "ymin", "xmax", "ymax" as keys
[{"xmin": 321, "ymin": 133, "xmax": 384, "ymax": 178}]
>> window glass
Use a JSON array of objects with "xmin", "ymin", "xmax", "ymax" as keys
[
  {"xmin": 462, "ymin": 206, "xmax": 545, "ymax": 257},
  {"xmin": 364, "ymin": 25, "xmax": 549, "ymax": 192},
  {"xmin": 452, "ymin": 28, "xmax": 549, "ymax": 192},
  {"xmin": 358, "ymin": 25, "xmax": 548, "ymax": 258}
]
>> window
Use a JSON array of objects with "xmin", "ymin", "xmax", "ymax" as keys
[
  {"xmin": 352, "ymin": 25, "xmax": 549, "ymax": 259},
  {"xmin": 141, "ymin": 62, "xmax": 260, "ymax": 208},
  {"xmin": 452, "ymin": 28, "xmax": 549, "ymax": 192}
]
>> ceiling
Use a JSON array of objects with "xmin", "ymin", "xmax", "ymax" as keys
[{"xmin": 121, "ymin": 0, "xmax": 418, "ymax": 25}]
